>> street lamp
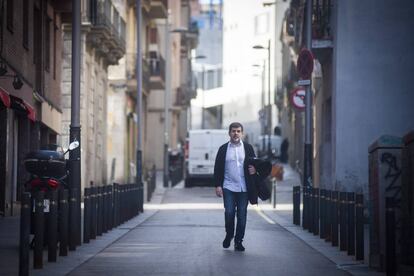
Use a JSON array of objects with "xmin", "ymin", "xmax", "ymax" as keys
[
  {"xmin": 252, "ymin": 61, "xmax": 266, "ymax": 156},
  {"xmin": 164, "ymin": 25, "xmax": 200, "ymax": 188},
  {"xmin": 253, "ymin": 40, "xmax": 272, "ymax": 158},
  {"xmin": 189, "ymin": 55, "xmax": 207, "ymax": 128}
]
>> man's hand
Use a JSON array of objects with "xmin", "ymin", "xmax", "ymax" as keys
[
  {"xmin": 215, "ymin": 186, "xmax": 223, "ymax": 197},
  {"xmin": 248, "ymin": 165, "xmax": 257, "ymax": 175}
]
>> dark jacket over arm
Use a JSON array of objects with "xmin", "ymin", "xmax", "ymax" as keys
[{"xmin": 214, "ymin": 142, "xmax": 258, "ymax": 205}]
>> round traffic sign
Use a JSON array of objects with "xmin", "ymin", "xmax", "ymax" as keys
[
  {"xmin": 297, "ymin": 48, "xmax": 314, "ymax": 80},
  {"xmin": 290, "ymin": 87, "xmax": 306, "ymax": 111}
]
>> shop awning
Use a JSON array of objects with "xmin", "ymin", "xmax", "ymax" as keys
[
  {"xmin": 0, "ymin": 86, "xmax": 11, "ymax": 108},
  {"xmin": 24, "ymin": 102, "xmax": 36, "ymax": 122},
  {"xmin": 9, "ymin": 95, "xmax": 36, "ymax": 122}
]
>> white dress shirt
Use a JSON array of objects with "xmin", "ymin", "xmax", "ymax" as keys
[{"xmin": 223, "ymin": 140, "xmax": 247, "ymax": 192}]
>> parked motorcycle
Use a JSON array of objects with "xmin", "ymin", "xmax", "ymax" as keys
[{"xmin": 23, "ymin": 141, "xmax": 79, "ymax": 242}]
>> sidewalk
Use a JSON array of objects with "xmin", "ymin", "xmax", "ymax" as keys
[
  {"xmin": 260, "ymin": 164, "xmax": 384, "ymax": 276},
  {"xmin": 0, "ymin": 172, "xmax": 167, "ymax": 276}
]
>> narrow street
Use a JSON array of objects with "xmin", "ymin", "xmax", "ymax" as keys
[{"xmin": 68, "ymin": 184, "xmax": 349, "ymax": 276}]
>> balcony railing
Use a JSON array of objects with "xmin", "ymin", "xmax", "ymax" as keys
[
  {"xmin": 312, "ymin": 0, "xmax": 332, "ymax": 40},
  {"xmin": 84, "ymin": 0, "xmax": 126, "ymax": 62},
  {"xmin": 126, "ymin": 54, "xmax": 151, "ymax": 94}
]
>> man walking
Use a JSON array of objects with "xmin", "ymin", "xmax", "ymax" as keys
[{"xmin": 214, "ymin": 122, "xmax": 257, "ymax": 251}]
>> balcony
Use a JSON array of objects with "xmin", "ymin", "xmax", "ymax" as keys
[
  {"xmin": 126, "ymin": 54, "xmax": 151, "ymax": 95},
  {"xmin": 312, "ymin": 0, "xmax": 333, "ymax": 49},
  {"xmin": 149, "ymin": 0, "xmax": 168, "ymax": 19},
  {"xmin": 84, "ymin": 0, "xmax": 126, "ymax": 65}
]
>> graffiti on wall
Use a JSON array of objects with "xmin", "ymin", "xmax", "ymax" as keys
[{"xmin": 381, "ymin": 152, "xmax": 402, "ymax": 199}]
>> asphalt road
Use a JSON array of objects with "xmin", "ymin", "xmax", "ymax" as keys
[{"xmin": 68, "ymin": 185, "xmax": 349, "ymax": 276}]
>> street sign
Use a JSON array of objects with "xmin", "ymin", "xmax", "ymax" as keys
[
  {"xmin": 297, "ymin": 48, "xmax": 314, "ymax": 80},
  {"xmin": 298, "ymin": 79, "xmax": 311, "ymax": 86},
  {"xmin": 290, "ymin": 87, "xmax": 306, "ymax": 111}
]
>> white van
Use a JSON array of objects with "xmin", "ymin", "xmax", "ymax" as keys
[{"xmin": 184, "ymin": 129, "xmax": 228, "ymax": 187}]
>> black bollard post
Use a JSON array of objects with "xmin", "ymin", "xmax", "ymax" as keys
[
  {"xmin": 96, "ymin": 186, "xmax": 102, "ymax": 236},
  {"xmin": 83, "ymin": 188, "xmax": 90, "ymax": 243},
  {"xmin": 33, "ymin": 191, "xmax": 44, "ymax": 269},
  {"xmin": 102, "ymin": 186, "xmax": 108, "ymax": 233},
  {"xmin": 113, "ymin": 184, "xmax": 118, "ymax": 227},
  {"xmin": 90, "ymin": 186, "xmax": 97, "ymax": 239},
  {"xmin": 59, "ymin": 189, "xmax": 69, "ymax": 256},
  {"xmin": 325, "ymin": 190, "xmax": 332, "ymax": 242},
  {"xmin": 48, "ymin": 190, "xmax": 58, "ymax": 262},
  {"xmin": 339, "ymin": 191, "xmax": 348, "ymax": 251},
  {"xmin": 385, "ymin": 197, "xmax": 397, "ymax": 276},
  {"xmin": 308, "ymin": 186, "xmax": 314, "ymax": 233},
  {"xmin": 347, "ymin": 192, "xmax": 356, "ymax": 256},
  {"xmin": 293, "ymin": 186, "xmax": 300, "ymax": 225},
  {"xmin": 320, "ymin": 189, "xmax": 326, "ymax": 239},
  {"xmin": 314, "ymin": 188, "xmax": 320, "ymax": 236},
  {"xmin": 19, "ymin": 192, "xmax": 31, "ymax": 276},
  {"xmin": 108, "ymin": 185, "xmax": 114, "ymax": 230},
  {"xmin": 302, "ymin": 186, "xmax": 308, "ymax": 230},
  {"xmin": 355, "ymin": 193, "xmax": 364, "ymax": 260},
  {"xmin": 331, "ymin": 191, "xmax": 339, "ymax": 247},
  {"xmin": 69, "ymin": 188, "xmax": 77, "ymax": 251}
]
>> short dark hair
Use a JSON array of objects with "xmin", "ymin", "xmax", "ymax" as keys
[{"xmin": 229, "ymin": 122, "xmax": 243, "ymax": 132}]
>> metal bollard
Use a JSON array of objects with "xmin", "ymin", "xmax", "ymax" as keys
[
  {"xmin": 108, "ymin": 185, "xmax": 114, "ymax": 230},
  {"xmin": 48, "ymin": 190, "xmax": 58, "ymax": 262},
  {"xmin": 83, "ymin": 188, "xmax": 90, "ymax": 243},
  {"xmin": 347, "ymin": 192, "xmax": 356, "ymax": 256},
  {"xmin": 293, "ymin": 186, "xmax": 301, "ymax": 225},
  {"xmin": 96, "ymin": 187, "xmax": 103, "ymax": 236},
  {"xmin": 59, "ymin": 189, "xmax": 69, "ymax": 256},
  {"xmin": 331, "ymin": 191, "xmax": 339, "ymax": 247},
  {"xmin": 113, "ymin": 184, "xmax": 118, "ymax": 227},
  {"xmin": 302, "ymin": 186, "xmax": 308, "ymax": 230},
  {"xmin": 339, "ymin": 191, "xmax": 348, "ymax": 251},
  {"xmin": 90, "ymin": 186, "xmax": 97, "ymax": 239},
  {"xmin": 308, "ymin": 186, "xmax": 314, "ymax": 233},
  {"xmin": 33, "ymin": 191, "xmax": 44, "ymax": 269},
  {"xmin": 102, "ymin": 186, "xmax": 108, "ymax": 233},
  {"xmin": 19, "ymin": 192, "xmax": 31, "ymax": 276},
  {"xmin": 314, "ymin": 188, "xmax": 320, "ymax": 236},
  {"xmin": 320, "ymin": 189, "xmax": 326, "ymax": 239},
  {"xmin": 272, "ymin": 180, "xmax": 277, "ymax": 209},
  {"xmin": 69, "ymin": 188, "xmax": 77, "ymax": 251},
  {"xmin": 355, "ymin": 193, "xmax": 364, "ymax": 260},
  {"xmin": 385, "ymin": 197, "xmax": 397, "ymax": 276},
  {"xmin": 325, "ymin": 190, "xmax": 332, "ymax": 242}
]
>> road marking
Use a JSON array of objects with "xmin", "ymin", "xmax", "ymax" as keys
[{"xmin": 254, "ymin": 206, "xmax": 276, "ymax": 224}]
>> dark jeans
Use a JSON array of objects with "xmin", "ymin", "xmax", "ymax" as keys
[{"xmin": 223, "ymin": 188, "xmax": 249, "ymax": 243}]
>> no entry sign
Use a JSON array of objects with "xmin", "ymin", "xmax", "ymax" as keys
[
  {"xmin": 297, "ymin": 48, "xmax": 314, "ymax": 80},
  {"xmin": 290, "ymin": 87, "xmax": 306, "ymax": 111}
]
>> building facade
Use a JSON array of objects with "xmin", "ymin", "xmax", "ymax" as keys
[
  {"xmin": 280, "ymin": 0, "xmax": 414, "ymax": 195},
  {"xmin": 0, "ymin": 0, "xmax": 65, "ymax": 216}
]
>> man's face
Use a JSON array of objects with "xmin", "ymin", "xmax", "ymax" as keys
[{"xmin": 229, "ymin": 127, "xmax": 243, "ymax": 144}]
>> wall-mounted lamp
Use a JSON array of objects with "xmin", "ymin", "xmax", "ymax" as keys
[{"xmin": 13, "ymin": 75, "xmax": 23, "ymax": 90}]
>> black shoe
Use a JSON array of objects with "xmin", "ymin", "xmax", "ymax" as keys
[
  {"xmin": 222, "ymin": 235, "xmax": 233, "ymax": 248},
  {"xmin": 234, "ymin": 241, "xmax": 245, "ymax": 251}
]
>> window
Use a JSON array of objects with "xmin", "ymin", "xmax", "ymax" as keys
[
  {"xmin": 23, "ymin": 0, "xmax": 29, "ymax": 48},
  {"xmin": 53, "ymin": 23, "xmax": 58, "ymax": 79},
  {"xmin": 45, "ymin": 17, "xmax": 51, "ymax": 72},
  {"xmin": 254, "ymin": 13, "xmax": 269, "ymax": 35},
  {"xmin": 6, "ymin": 0, "xmax": 13, "ymax": 32}
]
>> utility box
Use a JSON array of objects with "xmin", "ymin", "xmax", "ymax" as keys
[
  {"xmin": 368, "ymin": 135, "xmax": 403, "ymax": 271},
  {"xmin": 401, "ymin": 131, "xmax": 414, "ymax": 273}
]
